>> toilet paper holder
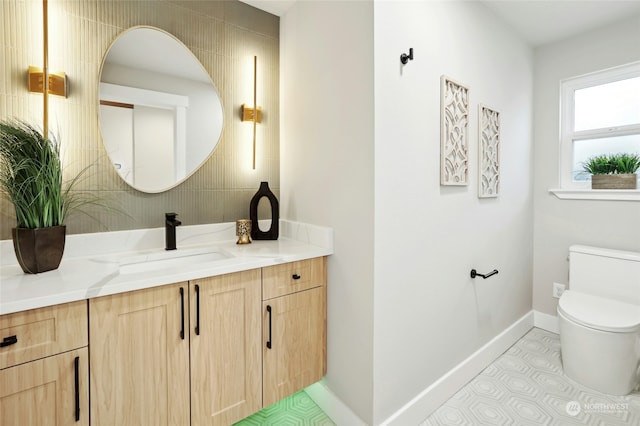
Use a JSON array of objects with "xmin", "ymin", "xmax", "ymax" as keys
[{"xmin": 470, "ymin": 269, "xmax": 498, "ymax": 279}]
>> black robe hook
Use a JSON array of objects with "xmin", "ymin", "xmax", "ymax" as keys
[{"xmin": 400, "ymin": 48, "xmax": 414, "ymax": 65}]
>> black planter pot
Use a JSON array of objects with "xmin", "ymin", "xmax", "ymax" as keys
[{"xmin": 12, "ymin": 225, "xmax": 66, "ymax": 274}]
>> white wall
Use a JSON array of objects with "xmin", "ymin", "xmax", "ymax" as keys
[
  {"xmin": 282, "ymin": 1, "xmax": 533, "ymax": 424},
  {"xmin": 532, "ymin": 14, "xmax": 640, "ymax": 316},
  {"xmin": 373, "ymin": 1, "xmax": 533, "ymax": 423},
  {"xmin": 280, "ymin": 1, "xmax": 375, "ymax": 424}
]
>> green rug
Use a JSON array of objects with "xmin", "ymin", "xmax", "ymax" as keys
[{"xmin": 234, "ymin": 391, "xmax": 335, "ymax": 426}]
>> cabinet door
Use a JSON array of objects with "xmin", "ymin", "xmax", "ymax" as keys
[
  {"xmin": 263, "ymin": 286, "xmax": 326, "ymax": 406},
  {"xmin": 89, "ymin": 282, "xmax": 190, "ymax": 425},
  {"xmin": 0, "ymin": 347, "xmax": 89, "ymax": 426},
  {"xmin": 190, "ymin": 270, "xmax": 262, "ymax": 425}
]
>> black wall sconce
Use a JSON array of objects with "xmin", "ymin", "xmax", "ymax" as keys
[{"xmin": 400, "ymin": 48, "xmax": 414, "ymax": 65}]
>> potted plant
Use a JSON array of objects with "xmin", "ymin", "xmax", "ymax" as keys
[
  {"xmin": 581, "ymin": 153, "xmax": 640, "ymax": 190},
  {"xmin": 0, "ymin": 120, "xmax": 91, "ymax": 273}
]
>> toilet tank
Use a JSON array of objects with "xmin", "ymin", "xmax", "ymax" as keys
[{"xmin": 569, "ymin": 245, "xmax": 640, "ymax": 305}]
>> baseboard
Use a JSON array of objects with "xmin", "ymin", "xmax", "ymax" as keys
[
  {"xmin": 310, "ymin": 311, "xmax": 557, "ymax": 426},
  {"xmin": 380, "ymin": 311, "xmax": 535, "ymax": 426},
  {"xmin": 533, "ymin": 310, "xmax": 559, "ymax": 334},
  {"xmin": 305, "ymin": 381, "xmax": 368, "ymax": 426}
]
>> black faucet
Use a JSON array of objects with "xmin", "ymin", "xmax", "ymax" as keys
[{"xmin": 165, "ymin": 213, "xmax": 182, "ymax": 250}]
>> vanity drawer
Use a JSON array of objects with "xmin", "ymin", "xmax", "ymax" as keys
[
  {"xmin": 0, "ymin": 300, "xmax": 88, "ymax": 369},
  {"xmin": 262, "ymin": 257, "xmax": 326, "ymax": 300}
]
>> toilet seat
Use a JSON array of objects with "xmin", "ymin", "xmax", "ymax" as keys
[{"xmin": 558, "ymin": 290, "xmax": 640, "ymax": 333}]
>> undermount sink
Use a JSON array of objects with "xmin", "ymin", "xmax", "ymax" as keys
[{"xmin": 118, "ymin": 247, "xmax": 231, "ymax": 274}]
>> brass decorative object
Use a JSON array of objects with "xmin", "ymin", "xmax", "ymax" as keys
[{"xmin": 236, "ymin": 219, "xmax": 252, "ymax": 244}]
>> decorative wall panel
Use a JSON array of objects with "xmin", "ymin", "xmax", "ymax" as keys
[
  {"xmin": 440, "ymin": 76, "xmax": 469, "ymax": 186},
  {"xmin": 478, "ymin": 104, "xmax": 500, "ymax": 198}
]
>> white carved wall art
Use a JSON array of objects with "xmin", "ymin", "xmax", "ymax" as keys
[
  {"xmin": 478, "ymin": 104, "xmax": 500, "ymax": 198},
  {"xmin": 440, "ymin": 76, "xmax": 470, "ymax": 186}
]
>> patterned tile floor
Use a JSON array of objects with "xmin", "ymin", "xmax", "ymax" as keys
[
  {"xmin": 233, "ymin": 328, "xmax": 639, "ymax": 425},
  {"xmin": 234, "ymin": 390, "xmax": 336, "ymax": 426},
  {"xmin": 421, "ymin": 327, "xmax": 640, "ymax": 426}
]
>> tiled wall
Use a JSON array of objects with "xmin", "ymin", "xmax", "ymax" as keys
[{"xmin": 0, "ymin": 0, "xmax": 279, "ymax": 239}]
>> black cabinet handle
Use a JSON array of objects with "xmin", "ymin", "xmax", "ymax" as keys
[
  {"xmin": 195, "ymin": 284, "xmax": 200, "ymax": 335},
  {"xmin": 292, "ymin": 274, "xmax": 301, "ymax": 280},
  {"xmin": 74, "ymin": 356, "xmax": 80, "ymax": 422},
  {"xmin": 266, "ymin": 305, "xmax": 272, "ymax": 349},
  {"xmin": 0, "ymin": 335, "xmax": 18, "ymax": 347},
  {"xmin": 180, "ymin": 287, "xmax": 185, "ymax": 340}
]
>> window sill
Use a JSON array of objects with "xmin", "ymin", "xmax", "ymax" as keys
[{"xmin": 549, "ymin": 188, "xmax": 640, "ymax": 201}]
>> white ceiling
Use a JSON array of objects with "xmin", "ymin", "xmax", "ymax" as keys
[
  {"xmin": 240, "ymin": 0, "xmax": 640, "ymax": 47},
  {"xmin": 481, "ymin": 0, "xmax": 640, "ymax": 46}
]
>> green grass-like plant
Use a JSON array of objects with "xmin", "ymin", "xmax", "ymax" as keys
[
  {"xmin": 581, "ymin": 153, "xmax": 640, "ymax": 176},
  {"xmin": 0, "ymin": 120, "xmax": 96, "ymax": 229}
]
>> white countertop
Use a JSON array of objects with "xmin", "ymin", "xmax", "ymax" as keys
[{"xmin": 0, "ymin": 220, "xmax": 333, "ymax": 315}]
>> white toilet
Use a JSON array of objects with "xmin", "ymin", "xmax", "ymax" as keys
[{"xmin": 558, "ymin": 245, "xmax": 640, "ymax": 395}]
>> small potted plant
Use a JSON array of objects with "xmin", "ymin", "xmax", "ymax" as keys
[
  {"xmin": 0, "ymin": 120, "xmax": 94, "ymax": 273},
  {"xmin": 581, "ymin": 153, "xmax": 640, "ymax": 190}
]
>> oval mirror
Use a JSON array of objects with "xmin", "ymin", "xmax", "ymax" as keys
[{"xmin": 98, "ymin": 26, "xmax": 223, "ymax": 193}]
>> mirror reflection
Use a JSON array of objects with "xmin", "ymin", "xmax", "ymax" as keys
[{"xmin": 99, "ymin": 26, "xmax": 223, "ymax": 193}]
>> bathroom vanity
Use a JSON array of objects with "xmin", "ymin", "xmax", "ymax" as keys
[{"xmin": 0, "ymin": 221, "xmax": 332, "ymax": 425}]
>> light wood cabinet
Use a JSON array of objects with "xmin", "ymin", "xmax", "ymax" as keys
[
  {"xmin": 262, "ymin": 257, "xmax": 327, "ymax": 407},
  {"xmin": 89, "ymin": 282, "xmax": 190, "ymax": 425},
  {"xmin": 89, "ymin": 270, "xmax": 262, "ymax": 426},
  {"xmin": 0, "ymin": 348, "xmax": 89, "ymax": 426},
  {"xmin": 0, "ymin": 302, "xmax": 89, "ymax": 426},
  {"xmin": 190, "ymin": 270, "xmax": 262, "ymax": 425},
  {"xmin": 87, "ymin": 256, "xmax": 326, "ymax": 424}
]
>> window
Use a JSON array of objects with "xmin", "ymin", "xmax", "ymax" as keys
[{"xmin": 559, "ymin": 62, "xmax": 640, "ymax": 190}]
